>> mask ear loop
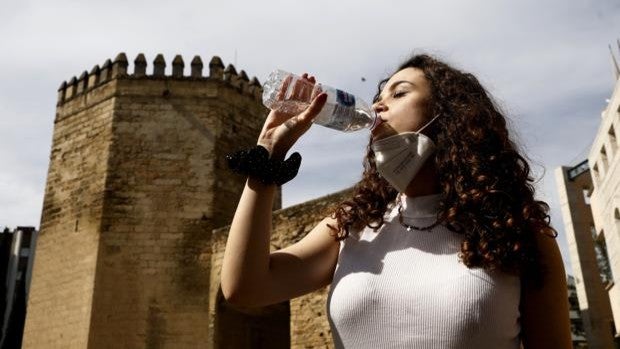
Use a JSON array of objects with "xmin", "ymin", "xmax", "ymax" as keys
[{"xmin": 415, "ymin": 114, "xmax": 441, "ymax": 134}]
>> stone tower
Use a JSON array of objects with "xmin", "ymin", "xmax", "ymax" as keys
[{"xmin": 22, "ymin": 52, "xmax": 282, "ymax": 348}]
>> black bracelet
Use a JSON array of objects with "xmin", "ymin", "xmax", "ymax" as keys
[{"xmin": 225, "ymin": 145, "xmax": 301, "ymax": 186}]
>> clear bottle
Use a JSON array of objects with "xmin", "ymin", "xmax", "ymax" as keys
[{"xmin": 262, "ymin": 70, "xmax": 377, "ymax": 132}]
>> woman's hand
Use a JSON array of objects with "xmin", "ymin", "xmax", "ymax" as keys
[{"xmin": 257, "ymin": 73, "xmax": 328, "ymax": 161}]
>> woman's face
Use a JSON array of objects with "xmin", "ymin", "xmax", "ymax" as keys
[{"xmin": 371, "ymin": 67, "xmax": 433, "ymax": 140}]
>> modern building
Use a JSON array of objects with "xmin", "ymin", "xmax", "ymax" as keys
[
  {"xmin": 556, "ymin": 162, "xmax": 616, "ymax": 348},
  {"xmin": 568, "ymin": 275, "xmax": 590, "ymax": 348},
  {"xmin": 0, "ymin": 226, "xmax": 38, "ymax": 348},
  {"xmin": 555, "ymin": 43, "xmax": 620, "ymax": 348},
  {"xmin": 587, "ymin": 44, "xmax": 620, "ymax": 341}
]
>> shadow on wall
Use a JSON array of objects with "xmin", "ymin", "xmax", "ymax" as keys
[{"xmin": 214, "ymin": 287, "xmax": 290, "ymax": 349}]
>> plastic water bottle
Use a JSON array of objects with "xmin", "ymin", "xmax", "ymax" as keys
[{"xmin": 262, "ymin": 70, "xmax": 377, "ymax": 132}]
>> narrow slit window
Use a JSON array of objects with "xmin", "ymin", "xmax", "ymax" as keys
[
  {"xmin": 592, "ymin": 162, "xmax": 600, "ymax": 185},
  {"xmin": 601, "ymin": 147, "xmax": 609, "ymax": 175},
  {"xmin": 609, "ymin": 125, "xmax": 617, "ymax": 156}
]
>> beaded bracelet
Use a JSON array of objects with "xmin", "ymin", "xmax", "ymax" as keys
[{"xmin": 225, "ymin": 145, "xmax": 301, "ymax": 186}]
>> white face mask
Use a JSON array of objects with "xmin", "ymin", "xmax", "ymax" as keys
[{"xmin": 370, "ymin": 115, "xmax": 440, "ymax": 193}]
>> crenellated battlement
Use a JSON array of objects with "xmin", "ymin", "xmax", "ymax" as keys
[
  {"xmin": 28, "ymin": 47, "xmax": 327, "ymax": 349},
  {"xmin": 57, "ymin": 52, "xmax": 263, "ymax": 105}
]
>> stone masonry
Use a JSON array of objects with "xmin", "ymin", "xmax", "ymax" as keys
[
  {"xmin": 22, "ymin": 52, "xmax": 350, "ymax": 348},
  {"xmin": 211, "ymin": 188, "xmax": 352, "ymax": 349}
]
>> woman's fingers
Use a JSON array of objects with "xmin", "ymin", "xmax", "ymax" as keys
[
  {"xmin": 290, "ymin": 73, "xmax": 313, "ymax": 103},
  {"xmin": 299, "ymin": 92, "xmax": 328, "ymax": 123},
  {"xmin": 259, "ymin": 75, "xmax": 325, "ymax": 159},
  {"xmin": 274, "ymin": 72, "xmax": 317, "ymax": 110},
  {"xmin": 310, "ymin": 83, "xmax": 322, "ymax": 100},
  {"xmin": 275, "ymin": 72, "xmax": 316, "ymax": 104},
  {"xmin": 282, "ymin": 92, "xmax": 327, "ymax": 130},
  {"xmin": 276, "ymin": 75, "xmax": 293, "ymax": 101},
  {"xmin": 302, "ymin": 74, "xmax": 315, "ymax": 101},
  {"xmin": 265, "ymin": 73, "xmax": 322, "ymax": 130}
]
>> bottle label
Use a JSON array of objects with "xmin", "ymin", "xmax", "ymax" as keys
[
  {"xmin": 336, "ymin": 89, "xmax": 355, "ymax": 107},
  {"xmin": 325, "ymin": 89, "xmax": 356, "ymax": 130}
]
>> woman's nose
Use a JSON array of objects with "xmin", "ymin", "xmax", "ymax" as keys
[{"xmin": 372, "ymin": 101, "xmax": 386, "ymax": 113}]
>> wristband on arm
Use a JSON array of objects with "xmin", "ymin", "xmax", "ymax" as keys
[{"xmin": 225, "ymin": 145, "xmax": 301, "ymax": 186}]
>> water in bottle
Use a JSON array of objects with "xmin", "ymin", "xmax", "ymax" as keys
[{"xmin": 262, "ymin": 70, "xmax": 377, "ymax": 132}]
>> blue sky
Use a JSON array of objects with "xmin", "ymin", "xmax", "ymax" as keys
[{"xmin": 1, "ymin": 0, "xmax": 619, "ymax": 275}]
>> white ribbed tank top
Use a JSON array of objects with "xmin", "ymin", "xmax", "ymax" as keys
[{"xmin": 326, "ymin": 193, "xmax": 521, "ymax": 349}]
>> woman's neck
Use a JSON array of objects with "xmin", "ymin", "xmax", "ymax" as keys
[{"xmin": 403, "ymin": 160, "xmax": 441, "ymax": 198}]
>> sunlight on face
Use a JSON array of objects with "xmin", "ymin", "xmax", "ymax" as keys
[{"xmin": 371, "ymin": 68, "xmax": 433, "ymax": 140}]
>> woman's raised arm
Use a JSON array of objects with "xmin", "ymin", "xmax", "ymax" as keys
[{"xmin": 220, "ymin": 73, "xmax": 338, "ymax": 307}]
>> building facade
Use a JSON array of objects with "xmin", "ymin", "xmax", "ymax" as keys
[
  {"xmin": 555, "ymin": 45, "xmax": 620, "ymax": 347},
  {"xmin": 568, "ymin": 275, "xmax": 589, "ymax": 348},
  {"xmin": 556, "ymin": 162, "xmax": 616, "ymax": 348},
  {"xmin": 0, "ymin": 226, "xmax": 38, "ymax": 348},
  {"xmin": 588, "ymin": 48, "xmax": 620, "ymax": 341}
]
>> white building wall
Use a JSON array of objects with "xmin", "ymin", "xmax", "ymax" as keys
[
  {"xmin": 555, "ymin": 165, "xmax": 615, "ymax": 348},
  {"xmin": 588, "ymin": 72, "xmax": 620, "ymax": 337}
]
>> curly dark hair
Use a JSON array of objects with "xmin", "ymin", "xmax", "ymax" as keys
[{"xmin": 328, "ymin": 53, "xmax": 557, "ymax": 288}]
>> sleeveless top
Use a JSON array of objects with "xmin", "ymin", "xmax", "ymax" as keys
[{"xmin": 326, "ymin": 193, "xmax": 521, "ymax": 349}]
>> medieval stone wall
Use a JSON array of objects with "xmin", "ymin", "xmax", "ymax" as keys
[
  {"xmin": 210, "ymin": 188, "xmax": 352, "ymax": 349},
  {"xmin": 22, "ymin": 74, "xmax": 119, "ymax": 348},
  {"xmin": 24, "ymin": 52, "xmax": 284, "ymax": 348}
]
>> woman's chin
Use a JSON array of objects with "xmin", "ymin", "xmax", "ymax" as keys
[{"xmin": 371, "ymin": 126, "xmax": 396, "ymax": 141}]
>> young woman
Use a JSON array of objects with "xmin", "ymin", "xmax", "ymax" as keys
[{"xmin": 220, "ymin": 54, "xmax": 572, "ymax": 348}]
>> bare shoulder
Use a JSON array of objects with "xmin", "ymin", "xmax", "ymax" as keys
[{"xmin": 519, "ymin": 232, "xmax": 572, "ymax": 349}]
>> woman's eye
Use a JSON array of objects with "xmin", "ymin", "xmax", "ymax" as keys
[{"xmin": 393, "ymin": 91, "xmax": 406, "ymax": 98}]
